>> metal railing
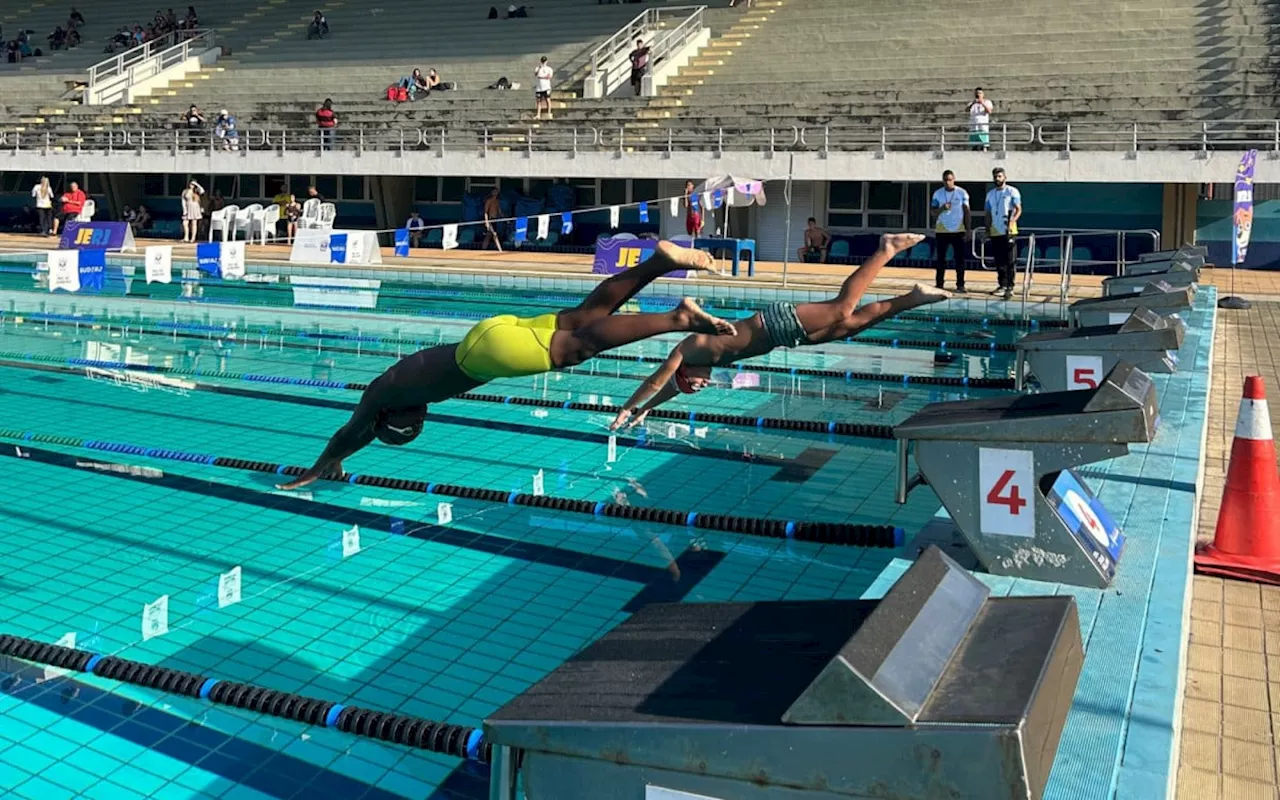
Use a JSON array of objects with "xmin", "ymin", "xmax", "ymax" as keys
[
  {"xmin": 1059, "ymin": 233, "xmax": 1073, "ymax": 315},
  {"xmin": 3, "ymin": 121, "xmax": 1279, "ymax": 156},
  {"xmin": 1020, "ymin": 233, "xmax": 1038, "ymax": 315},
  {"xmin": 87, "ymin": 29, "xmax": 217, "ymax": 90},
  {"xmin": 587, "ymin": 6, "xmax": 704, "ymax": 78},
  {"xmin": 971, "ymin": 227, "xmax": 1161, "ymax": 278}
]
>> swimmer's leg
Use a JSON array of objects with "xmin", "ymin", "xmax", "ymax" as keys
[
  {"xmin": 556, "ymin": 241, "xmax": 717, "ymax": 330},
  {"xmin": 806, "ymin": 284, "xmax": 950, "ymax": 345},
  {"xmin": 551, "ymin": 298, "xmax": 733, "ymax": 368},
  {"xmin": 795, "ymin": 233, "xmax": 925, "ymax": 338}
]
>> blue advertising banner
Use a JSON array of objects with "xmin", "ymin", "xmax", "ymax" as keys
[
  {"xmin": 592, "ymin": 239, "xmax": 690, "ymax": 278},
  {"xmin": 394, "ymin": 228, "xmax": 410, "ymax": 257},
  {"xmin": 1233, "ymin": 149, "xmax": 1257, "ymax": 265},
  {"xmin": 78, "ymin": 248, "xmax": 106, "ymax": 292},
  {"xmin": 514, "ymin": 217, "xmax": 528, "ymax": 244},
  {"xmin": 59, "ymin": 221, "xmax": 135, "ymax": 251},
  {"xmin": 196, "ymin": 242, "xmax": 222, "ymax": 276},
  {"xmin": 1047, "ymin": 469, "xmax": 1124, "ymax": 582},
  {"xmin": 639, "ymin": 202, "xmax": 649, "ymax": 223},
  {"xmin": 329, "ymin": 233, "xmax": 348, "ymax": 264},
  {"xmin": 561, "ymin": 212, "xmax": 573, "ymax": 236}
]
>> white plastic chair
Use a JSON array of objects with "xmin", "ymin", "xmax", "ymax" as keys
[
  {"xmin": 299, "ymin": 198, "xmax": 322, "ymax": 229},
  {"xmin": 316, "ymin": 202, "xmax": 337, "ymax": 230},
  {"xmin": 76, "ymin": 199, "xmax": 96, "ymax": 222},
  {"xmin": 233, "ymin": 203, "xmax": 261, "ymax": 240},
  {"xmin": 254, "ymin": 204, "xmax": 281, "ymax": 244},
  {"xmin": 208, "ymin": 206, "xmax": 235, "ymax": 241}
]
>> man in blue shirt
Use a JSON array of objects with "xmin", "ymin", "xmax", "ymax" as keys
[
  {"xmin": 984, "ymin": 167, "xmax": 1022, "ymax": 300},
  {"xmin": 930, "ymin": 170, "xmax": 971, "ymax": 292}
]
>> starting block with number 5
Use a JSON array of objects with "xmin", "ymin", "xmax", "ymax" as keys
[
  {"xmin": 895, "ymin": 361, "xmax": 1159, "ymax": 588},
  {"xmin": 1015, "ymin": 307, "xmax": 1184, "ymax": 393},
  {"xmin": 1069, "ymin": 280, "xmax": 1194, "ymax": 328}
]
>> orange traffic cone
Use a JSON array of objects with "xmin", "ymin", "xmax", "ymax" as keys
[{"xmin": 1195, "ymin": 376, "xmax": 1280, "ymax": 584}]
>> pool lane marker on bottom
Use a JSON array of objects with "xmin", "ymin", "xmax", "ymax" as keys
[{"xmin": 0, "ymin": 429, "xmax": 904, "ymax": 549}]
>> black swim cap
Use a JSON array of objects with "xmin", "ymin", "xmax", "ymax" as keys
[{"xmin": 374, "ymin": 406, "xmax": 426, "ymax": 446}]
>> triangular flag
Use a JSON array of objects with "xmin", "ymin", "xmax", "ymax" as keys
[
  {"xmin": 145, "ymin": 245, "xmax": 172, "ymax": 284},
  {"xmin": 702, "ymin": 192, "xmax": 714, "ymax": 211},
  {"xmin": 48, "ymin": 250, "xmax": 80, "ymax": 293},
  {"xmin": 725, "ymin": 189, "xmax": 736, "ymax": 207},
  {"xmin": 639, "ymin": 202, "xmax": 649, "ymax": 223},
  {"xmin": 609, "ymin": 206, "xmax": 620, "ymax": 229},
  {"xmin": 514, "ymin": 216, "xmax": 528, "ymax": 244},
  {"xmin": 328, "ymin": 233, "xmax": 348, "ymax": 264},
  {"xmin": 196, "ymin": 242, "xmax": 221, "ymax": 276},
  {"xmin": 536, "ymin": 214, "xmax": 550, "ymax": 240},
  {"xmin": 669, "ymin": 197, "xmax": 679, "ymax": 217},
  {"xmin": 442, "ymin": 224, "xmax": 458, "ymax": 250},
  {"xmin": 221, "ymin": 241, "xmax": 246, "ymax": 279},
  {"xmin": 561, "ymin": 213, "xmax": 573, "ymax": 235},
  {"xmin": 394, "ymin": 228, "xmax": 410, "ymax": 257},
  {"xmin": 690, "ymin": 193, "xmax": 701, "ymax": 211},
  {"xmin": 713, "ymin": 190, "xmax": 725, "ymax": 209}
]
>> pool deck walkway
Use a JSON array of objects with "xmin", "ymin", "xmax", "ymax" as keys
[{"xmin": 1177, "ymin": 300, "xmax": 1280, "ymax": 800}]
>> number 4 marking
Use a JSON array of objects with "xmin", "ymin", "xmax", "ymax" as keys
[
  {"xmin": 978, "ymin": 448, "xmax": 1036, "ymax": 538},
  {"xmin": 986, "ymin": 469, "xmax": 1028, "ymax": 514}
]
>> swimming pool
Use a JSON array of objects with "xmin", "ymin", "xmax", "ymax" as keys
[{"xmin": 0, "ymin": 260, "xmax": 1212, "ymax": 800}]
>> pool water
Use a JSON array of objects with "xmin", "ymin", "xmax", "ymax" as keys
[{"xmin": 0, "ymin": 267, "xmax": 1075, "ymax": 800}]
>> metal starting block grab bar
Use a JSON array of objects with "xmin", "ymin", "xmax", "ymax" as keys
[
  {"xmin": 1014, "ymin": 307, "xmax": 1185, "ymax": 393},
  {"xmin": 894, "ymin": 361, "xmax": 1159, "ymax": 589}
]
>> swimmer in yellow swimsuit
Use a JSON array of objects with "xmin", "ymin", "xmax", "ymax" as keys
[{"xmin": 279, "ymin": 241, "xmax": 732, "ymax": 490}]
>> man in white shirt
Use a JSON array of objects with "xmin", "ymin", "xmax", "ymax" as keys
[
  {"xmin": 984, "ymin": 167, "xmax": 1023, "ymax": 300},
  {"xmin": 929, "ymin": 169, "xmax": 970, "ymax": 292},
  {"xmin": 405, "ymin": 211, "xmax": 426, "ymax": 247},
  {"xmin": 967, "ymin": 87, "xmax": 993, "ymax": 151},
  {"xmin": 534, "ymin": 56, "xmax": 553, "ymax": 120}
]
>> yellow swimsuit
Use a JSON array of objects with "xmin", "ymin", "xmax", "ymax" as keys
[{"xmin": 455, "ymin": 313, "xmax": 559, "ymax": 381}]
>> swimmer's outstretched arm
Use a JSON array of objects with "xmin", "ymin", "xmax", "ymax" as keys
[
  {"xmin": 278, "ymin": 413, "xmax": 377, "ymax": 490},
  {"xmin": 611, "ymin": 348, "xmax": 685, "ymax": 430}
]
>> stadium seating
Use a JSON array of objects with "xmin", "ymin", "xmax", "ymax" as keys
[{"xmin": 1, "ymin": 0, "xmax": 1278, "ymax": 149}]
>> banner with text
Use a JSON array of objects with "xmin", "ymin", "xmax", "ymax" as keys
[
  {"xmin": 592, "ymin": 238, "xmax": 690, "ymax": 278},
  {"xmin": 58, "ymin": 221, "xmax": 137, "ymax": 252},
  {"xmin": 1233, "ymin": 149, "xmax": 1257, "ymax": 265}
]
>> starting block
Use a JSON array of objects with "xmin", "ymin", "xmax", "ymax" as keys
[{"xmin": 1015, "ymin": 307, "xmax": 1184, "ymax": 392}]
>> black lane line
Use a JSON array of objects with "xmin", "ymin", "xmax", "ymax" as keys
[
  {"xmin": 0, "ymin": 661, "xmax": 402, "ymax": 800},
  {"xmin": 0, "ymin": 358, "xmax": 847, "ymax": 480},
  {"xmin": 0, "ymin": 445, "xmax": 723, "ymax": 596}
]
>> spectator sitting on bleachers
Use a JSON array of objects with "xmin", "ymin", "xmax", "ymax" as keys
[
  {"xmin": 214, "ymin": 109, "xmax": 239, "ymax": 150},
  {"xmin": 65, "ymin": 25, "xmax": 81, "ymax": 47},
  {"xmin": 411, "ymin": 69, "xmax": 430, "ymax": 98},
  {"xmin": 406, "ymin": 211, "xmax": 425, "ymax": 246},
  {"xmin": 308, "ymin": 10, "xmax": 329, "ymax": 39},
  {"xmin": 69, "ymin": 7, "xmax": 85, "ymax": 27},
  {"xmin": 165, "ymin": 8, "xmax": 178, "ymax": 28},
  {"xmin": 48, "ymin": 26, "xmax": 67, "ymax": 50},
  {"xmin": 134, "ymin": 205, "xmax": 152, "ymax": 234},
  {"xmin": 59, "ymin": 182, "xmax": 87, "ymax": 229},
  {"xmin": 185, "ymin": 6, "xmax": 198, "ymax": 27},
  {"xmin": 506, "ymin": 4, "xmax": 529, "ymax": 18},
  {"xmin": 427, "ymin": 68, "xmax": 447, "ymax": 91}
]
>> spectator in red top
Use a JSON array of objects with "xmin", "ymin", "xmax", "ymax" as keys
[
  {"xmin": 684, "ymin": 180, "xmax": 702, "ymax": 236},
  {"xmin": 59, "ymin": 181, "xmax": 86, "ymax": 229},
  {"xmin": 315, "ymin": 98, "xmax": 337, "ymax": 151}
]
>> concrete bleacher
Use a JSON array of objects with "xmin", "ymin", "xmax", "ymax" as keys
[{"xmin": 2, "ymin": 0, "xmax": 1279, "ymax": 147}]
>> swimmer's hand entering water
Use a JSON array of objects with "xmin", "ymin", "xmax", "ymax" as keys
[
  {"xmin": 609, "ymin": 407, "xmax": 649, "ymax": 431},
  {"xmin": 277, "ymin": 458, "xmax": 342, "ymax": 490}
]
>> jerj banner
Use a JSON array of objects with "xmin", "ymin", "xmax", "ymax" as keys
[
  {"xmin": 592, "ymin": 238, "xmax": 692, "ymax": 278},
  {"xmin": 1233, "ymin": 149, "xmax": 1257, "ymax": 265},
  {"xmin": 59, "ymin": 221, "xmax": 137, "ymax": 252}
]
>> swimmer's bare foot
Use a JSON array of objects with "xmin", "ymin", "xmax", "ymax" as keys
[
  {"xmin": 676, "ymin": 297, "xmax": 735, "ymax": 336},
  {"xmin": 656, "ymin": 240, "xmax": 718, "ymax": 275},
  {"xmin": 879, "ymin": 233, "xmax": 926, "ymax": 257},
  {"xmin": 907, "ymin": 283, "xmax": 950, "ymax": 306}
]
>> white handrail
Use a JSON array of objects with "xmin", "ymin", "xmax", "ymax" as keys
[
  {"xmin": 588, "ymin": 6, "xmax": 705, "ymax": 77},
  {"xmin": 1021, "ymin": 233, "xmax": 1037, "ymax": 314},
  {"xmin": 88, "ymin": 29, "xmax": 217, "ymax": 89}
]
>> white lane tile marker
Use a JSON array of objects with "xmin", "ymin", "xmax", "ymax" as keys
[
  {"xmin": 607, "ymin": 435, "xmax": 618, "ymax": 463},
  {"xmin": 218, "ymin": 566, "xmax": 242, "ymax": 608},
  {"xmin": 341, "ymin": 525, "xmax": 361, "ymax": 558},
  {"xmin": 437, "ymin": 502, "xmax": 453, "ymax": 525},
  {"xmin": 532, "ymin": 469, "xmax": 545, "ymax": 496},
  {"xmin": 142, "ymin": 595, "xmax": 169, "ymax": 641}
]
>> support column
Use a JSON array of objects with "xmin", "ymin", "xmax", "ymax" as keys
[
  {"xmin": 1161, "ymin": 183, "xmax": 1198, "ymax": 248},
  {"xmin": 370, "ymin": 176, "xmax": 415, "ymax": 241}
]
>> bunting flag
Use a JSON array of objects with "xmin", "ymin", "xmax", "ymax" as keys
[
  {"xmin": 639, "ymin": 202, "xmax": 649, "ymax": 223},
  {"xmin": 561, "ymin": 213, "xmax": 573, "ymax": 235},
  {"xmin": 145, "ymin": 245, "xmax": 172, "ymax": 284},
  {"xmin": 78, "ymin": 249, "xmax": 106, "ymax": 292},
  {"xmin": 537, "ymin": 214, "xmax": 550, "ymax": 240},
  {"xmin": 394, "ymin": 228, "xmax": 410, "ymax": 257},
  {"xmin": 329, "ymin": 233, "xmax": 348, "ymax": 264},
  {"xmin": 713, "ymin": 190, "xmax": 725, "ymax": 209},
  {"xmin": 442, "ymin": 224, "xmax": 459, "ymax": 250},
  {"xmin": 703, "ymin": 191, "xmax": 715, "ymax": 211},
  {"xmin": 669, "ymin": 197, "xmax": 679, "ymax": 217},
  {"xmin": 196, "ymin": 242, "xmax": 221, "ymax": 276},
  {"xmin": 48, "ymin": 250, "xmax": 80, "ymax": 293},
  {"xmin": 221, "ymin": 241, "xmax": 245, "ymax": 279},
  {"xmin": 514, "ymin": 216, "xmax": 528, "ymax": 244},
  {"xmin": 609, "ymin": 206, "xmax": 620, "ymax": 229}
]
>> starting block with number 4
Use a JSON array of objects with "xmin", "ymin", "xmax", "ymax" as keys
[
  {"xmin": 1014, "ymin": 307, "xmax": 1184, "ymax": 393},
  {"xmin": 894, "ymin": 361, "xmax": 1159, "ymax": 588}
]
